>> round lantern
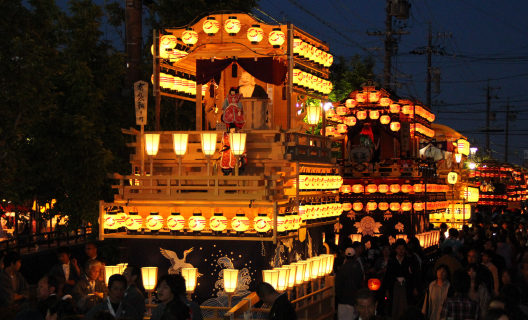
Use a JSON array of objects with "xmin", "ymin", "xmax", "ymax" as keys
[
  {"xmin": 269, "ymin": 28, "xmax": 285, "ymax": 48},
  {"xmin": 209, "ymin": 211, "xmax": 228, "ymax": 232},
  {"xmin": 390, "ymin": 122, "xmax": 401, "ymax": 131},
  {"xmin": 224, "ymin": 16, "xmax": 241, "ymax": 35},
  {"xmin": 344, "ymin": 116, "xmax": 357, "ymax": 126},
  {"xmin": 353, "ymin": 202, "xmax": 363, "ymax": 211},
  {"xmin": 292, "ymin": 69, "xmax": 303, "ymax": 85},
  {"xmin": 380, "ymin": 98, "xmax": 391, "ymax": 107},
  {"xmin": 366, "ymin": 184, "xmax": 378, "ymax": 193},
  {"xmin": 413, "ymin": 184, "xmax": 424, "ymax": 193},
  {"xmin": 104, "ymin": 211, "xmax": 118, "ymax": 231},
  {"xmin": 337, "ymin": 124, "xmax": 348, "ymax": 134},
  {"xmin": 340, "ymin": 185, "xmax": 352, "ymax": 194},
  {"xmin": 378, "ymin": 202, "xmax": 389, "ymax": 211},
  {"xmin": 253, "ymin": 213, "xmax": 271, "ymax": 233},
  {"xmin": 352, "ymin": 184, "xmax": 364, "ymax": 193},
  {"xmin": 125, "ymin": 211, "xmax": 143, "ymax": 231},
  {"xmin": 401, "ymin": 201, "xmax": 412, "ymax": 211},
  {"xmin": 368, "ymin": 278, "xmax": 381, "ymax": 291},
  {"xmin": 366, "ymin": 201, "xmax": 377, "ymax": 211},
  {"xmin": 346, "ymin": 99, "xmax": 357, "ymax": 109},
  {"xmin": 378, "ymin": 184, "xmax": 389, "ymax": 193},
  {"xmin": 325, "ymin": 53, "xmax": 333, "ymax": 67},
  {"xmin": 401, "ymin": 184, "xmax": 413, "ymax": 193},
  {"xmin": 182, "ymin": 28, "xmax": 198, "ymax": 47},
  {"xmin": 402, "ymin": 105, "xmax": 413, "ymax": 115},
  {"xmin": 380, "ymin": 115, "xmax": 391, "ymax": 125},
  {"xmin": 390, "ymin": 184, "xmax": 401, "ymax": 193},
  {"xmin": 389, "ymin": 104, "xmax": 400, "ymax": 113},
  {"xmin": 159, "ymin": 35, "xmax": 177, "ymax": 53},
  {"xmin": 326, "ymin": 109, "xmax": 335, "ymax": 118},
  {"xmin": 203, "ymin": 17, "xmax": 220, "ymax": 36},
  {"xmin": 369, "ymin": 110, "xmax": 380, "ymax": 120},
  {"xmin": 231, "ymin": 211, "xmax": 250, "ymax": 232},
  {"xmin": 413, "ymin": 202, "xmax": 425, "ymax": 211},
  {"xmin": 277, "ymin": 212, "xmax": 286, "ymax": 232},
  {"xmin": 342, "ymin": 202, "xmax": 352, "ymax": 211},
  {"xmin": 447, "ymin": 171, "xmax": 458, "ymax": 185},
  {"xmin": 369, "ymin": 92, "xmax": 381, "ymax": 102},
  {"xmin": 116, "ymin": 211, "xmax": 127, "ymax": 229},
  {"xmin": 188, "ymin": 210, "xmax": 206, "ymax": 232},
  {"xmin": 336, "ymin": 106, "xmax": 347, "ymax": 116},
  {"xmin": 284, "ymin": 211, "xmax": 293, "ymax": 230},
  {"xmin": 146, "ymin": 212, "xmax": 164, "ymax": 232},
  {"xmin": 167, "ymin": 210, "xmax": 185, "ymax": 231},
  {"xmin": 293, "ymin": 37, "xmax": 304, "ymax": 55},
  {"xmin": 247, "ymin": 24, "xmax": 264, "ymax": 44},
  {"xmin": 390, "ymin": 202, "xmax": 400, "ymax": 211},
  {"xmin": 356, "ymin": 110, "xmax": 367, "ymax": 120},
  {"xmin": 355, "ymin": 93, "xmax": 365, "ymax": 103}
]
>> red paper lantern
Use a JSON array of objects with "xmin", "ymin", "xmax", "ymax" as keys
[
  {"xmin": 390, "ymin": 122, "xmax": 401, "ymax": 131},
  {"xmin": 378, "ymin": 184, "xmax": 389, "ymax": 193},
  {"xmin": 353, "ymin": 202, "xmax": 363, "ymax": 211},
  {"xmin": 368, "ymin": 278, "xmax": 381, "ymax": 291},
  {"xmin": 413, "ymin": 202, "xmax": 425, "ymax": 211},
  {"xmin": 390, "ymin": 184, "xmax": 401, "ymax": 193},
  {"xmin": 342, "ymin": 202, "xmax": 352, "ymax": 211},
  {"xmin": 366, "ymin": 201, "xmax": 377, "ymax": 211},
  {"xmin": 390, "ymin": 104, "xmax": 400, "ymax": 113},
  {"xmin": 366, "ymin": 184, "xmax": 378, "ymax": 193},
  {"xmin": 378, "ymin": 202, "xmax": 389, "ymax": 211},
  {"xmin": 340, "ymin": 185, "xmax": 352, "ymax": 194},
  {"xmin": 336, "ymin": 106, "xmax": 347, "ymax": 116},
  {"xmin": 352, "ymin": 184, "xmax": 364, "ymax": 193},
  {"xmin": 357, "ymin": 110, "xmax": 367, "ymax": 120},
  {"xmin": 401, "ymin": 184, "xmax": 413, "ymax": 193}
]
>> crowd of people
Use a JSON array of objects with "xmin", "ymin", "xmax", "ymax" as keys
[
  {"xmin": 0, "ymin": 242, "xmax": 203, "ymax": 320},
  {"xmin": 335, "ymin": 209, "xmax": 528, "ymax": 320}
]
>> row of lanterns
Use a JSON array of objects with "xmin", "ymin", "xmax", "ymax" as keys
[
  {"xmin": 295, "ymin": 173, "xmax": 343, "ymax": 191},
  {"xmin": 416, "ymin": 231, "xmax": 440, "ymax": 249},
  {"xmin": 326, "ymin": 109, "xmax": 402, "ymax": 133},
  {"xmin": 339, "ymin": 183, "xmax": 450, "ymax": 194},
  {"xmin": 298, "ymin": 200, "xmax": 343, "ymax": 221},
  {"xmin": 342, "ymin": 200, "xmax": 451, "ymax": 212},
  {"xmin": 154, "ymin": 73, "xmax": 207, "ymax": 96},
  {"xmin": 293, "ymin": 37, "xmax": 333, "ymax": 67},
  {"xmin": 429, "ymin": 209, "xmax": 470, "ymax": 221},
  {"xmin": 410, "ymin": 123, "xmax": 435, "ymax": 138},
  {"xmin": 292, "ymin": 69, "xmax": 332, "ymax": 95},
  {"xmin": 263, "ymin": 254, "xmax": 335, "ymax": 291}
]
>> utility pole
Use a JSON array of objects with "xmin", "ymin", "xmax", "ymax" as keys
[
  {"xmin": 125, "ymin": 0, "xmax": 143, "ymax": 90},
  {"xmin": 383, "ymin": 2, "xmax": 392, "ymax": 90},
  {"xmin": 426, "ymin": 22, "xmax": 432, "ymax": 108},
  {"xmin": 484, "ymin": 79, "xmax": 500, "ymax": 154},
  {"xmin": 505, "ymin": 98, "xmax": 510, "ymax": 163}
]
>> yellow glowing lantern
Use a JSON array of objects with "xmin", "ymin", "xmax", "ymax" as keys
[
  {"xmin": 189, "ymin": 210, "xmax": 206, "ymax": 232},
  {"xmin": 291, "ymin": 262, "xmax": 306, "ymax": 285},
  {"xmin": 303, "ymin": 260, "xmax": 313, "ymax": 282},
  {"xmin": 125, "ymin": 211, "xmax": 143, "ymax": 231},
  {"xmin": 326, "ymin": 109, "xmax": 335, "ymax": 118},
  {"xmin": 350, "ymin": 234, "xmax": 362, "ymax": 242},
  {"xmin": 395, "ymin": 234, "xmax": 407, "ymax": 241},
  {"xmin": 369, "ymin": 110, "xmax": 380, "ymax": 120},
  {"xmin": 277, "ymin": 212, "xmax": 286, "ymax": 232},
  {"xmin": 447, "ymin": 172, "xmax": 458, "ymax": 185},
  {"xmin": 369, "ymin": 92, "xmax": 381, "ymax": 102},
  {"xmin": 145, "ymin": 134, "xmax": 160, "ymax": 156},
  {"xmin": 223, "ymin": 269, "xmax": 239, "ymax": 293},
  {"xmin": 167, "ymin": 210, "xmax": 185, "ymax": 231},
  {"xmin": 390, "ymin": 104, "xmax": 400, "ymax": 113},
  {"xmin": 104, "ymin": 211, "xmax": 118, "ymax": 231},
  {"xmin": 104, "ymin": 265, "xmax": 121, "ymax": 285},
  {"xmin": 275, "ymin": 267, "xmax": 290, "ymax": 291},
  {"xmin": 305, "ymin": 106, "xmax": 321, "ymax": 126},
  {"xmin": 346, "ymin": 99, "xmax": 357, "ymax": 108},
  {"xmin": 336, "ymin": 106, "xmax": 347, "ymax": 116},
  {"xmin": 292, "ymin": 69, "xmax": 303, "ymax": 85},
  {"xmin": 201, "ymin": 133, "xmax": 217, "ymax": 157},
  {"xmin": 325, "ymin": 53, "xmax": 333, "ymax": 67},
  {"xmin": 209, "ymin": 211, "xmax": 228, "ymax": 232},
  {"xmin": 254, "ymin": 213, "xmax": 271, "ymax": 233},
  {"xmin": 344, "ymin": 116, "xmax": 357, "ymax": 126},
  {"xmin": 380, "ymin": 115, "xmax": 391, "ymax": 125},
  {"xmin": 229, "ymin": 133, "xmax": 246, "ymax": 156},
  {"xmin": 390, "ymin": 122, "xmax": 401, "ymax": 131},
  {"xmin": 355, "ymin": 93, "xmax": 366, "ymax": 102},
  {"xmin": 401, "ymin": 184, "xmax": 413, "ymax": 193},
  {"xmin": 455, "ymin": 153, "xmax": 462, "ymax": 163},
  {"xmin": 141, "ymin": 267, "xmax": 158, "ymax": 291},
  {"xmin": 402, "ymin": 105, "xmax": 413, "ymax": 115},
  {"xmin": 380, "ymin": 98, "xmax": 391, "ymax": 107},
  {"xmin": 146, "ymin": 212, "xmax": 163, "ymax": 231},
  {"xmin": 293, "ymin": 37, "xmax": 304, "ymax": 54},
  {"xmin": 401, "ymin": 201, "xmax": 412, "ymax": 211},
  {"xmin": 390, "ymin": 184, "xmax": 401, "ymax": 193},
  {"xmin": 173, "ymin": 133, "xmax": 188, "ymax": 156},
  {"xmin": 224, "ymin": 16, "xmax": 241, "ymax": 35},
  {"xmin": 269, "ymin": 28, "xmax": 285, "ymax": 48},
  {"xmin": 283, "ymin": 264, "xmax": 297, "ymax": 288},
  {"xmin": 231, "ymin": 211, "xmax": 249, "ymax": 232},
  {"xmin": 366, "ymin": 201, "xmax": 377, "ymax": 211},
  {"xmin": 181, "ymin": 268, "xmax": 198, "ymax": 292},
  {"xmin": 378, "ymin": 184, "xmax": 389, "ymax": 193},
  {"xmin": 413, "ymin": 202, "xmax": 425, "ymax": 211},
  {"xmin": 390, "ymin": 202, "xmax": 400, "ymax": 211},
  {"xmin": 366, "ymin": 184, "xmax": 378, "ymax": 193},
  {"xmin": 203, "ymin": 17, "xmax": 220, "ymax": 36},
  {"xmin": 378, "ymin": 202, "xmax": 389, "ymax": 211},
  {"xmin": 310, "ymin": 258, "xmax": 321, "ymax": 280},
  {"xmin": 262, "ymin": 270, "xmax": 279, "ymax": 289},
  {"xmin": 368, "ymin": 278, "xmax": 381, "ymax": 291},
  {"xmin": 413, "ymin": 184, "xmax": 424, "ymax": 193},
  {"xmin": 353, "ymin": 202, "xmax": 363, "ymax": 211},
  {"xmin": 337, "ymin": 124, "xmax": 347, "ymax": 134},
  {"xmin": 340, "ymin": 185, "xmax": 352, "ymax": 194},
  {"xmin": 417, "ymin": 234, "xmax": 426, "ymax": 248},
  {"xmin": 342, "ymin": 202, "xmax": 352, "ymax": 211},
  {"xmin": 182, "ymin": 28, "xmax": 198, "ymax": 47},
  {"xmin": 357, "ymin": 110, "xmax": 367, "ymax": 120},
  {"xmin": 352, "ymin": 184, "xmax": 364, "ymax": 193},
  {"xmin": 247, "ymin": 24, "xmax": 264, "ymax": 44}
]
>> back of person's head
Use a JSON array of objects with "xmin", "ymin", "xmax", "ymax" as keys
[
  {"xmin": 4, "ymin": 251, "xmax": 21, "ymax": 267},
  {"xmin": 452, "ymin": 269, "xmax": 471, "ymax": 294},
  {"xmin": 484, "ymin": 308, "xmax": 509, "ymax": 320},
  {"xmin": 440, "ymin": 223, "xmax": 448, "ymax": 230},
  {"xmin": 442, "ymin": 246, "xmax": 454, "ymax": 256},
  {"xmin": 157, "ymin": 274, "xmax": 186, "ymax": 296},
  {"xmin": 499, "ymin": 284, "xmax": 521, "ymax": 306},
  {"xmin": 48, "ymin": 299, "xmax": 76, "ymax": 319},
  {"xmin": 499, "ymin": 233, "xmax": 507, "ymax": 243},
  {"xmin": 256, "ymin": 282, "xmax": 277, "ymax": 297},
  {"xmin": 126, "ymin": 264, "xmax": 145, "ymax": 290},
  {"xmin": 44, "ymin": 275, "xmax": 59, "ymax": 294},
  {"xmin": 448, "ymin": 228, "xmax": 459, "ymax": 238},
  {"xmin": 161, "ymin": 298, "xmax": 191, "ymax": 320},
  {"xmin": 398, "ymin": 306, "xmax": 426, "ymax": 320},
  {"xmin": 14, "ymin": 309, "xmax": 45, "ymax": 320},
  {"xmin": 57, "ymin": 246, "xmax": 71, "ymax": 256},
  {"xmin": 108, "ymin": 274, "xmax": 127, "ymax": 289},
  {"xmin": 92, "ymin": 310, "xmax": 115, "ymax": 320},
  {"xmin": 354, "ymin": 288, "xmax": 376, "ymax": 305}
]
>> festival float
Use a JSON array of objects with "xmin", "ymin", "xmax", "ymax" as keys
[{"xmin": 100, "ymin": 13, "xmax": 337, "ymax": 319}]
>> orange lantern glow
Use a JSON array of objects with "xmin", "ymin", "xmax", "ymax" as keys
[
  {"xmin": 188, "ymin": 211, "xmax": 206, "ymax": 231},
  {"xmin": 380, "ymin": 115, "xmax": 391, "ymax": 125},
  {"xmin": 413, "ymin": 202, "xmax": 425, "ymax": 211},
  {"xmin": 390, "ymin": 184, "xmax": 401, "ymax": 193},
  {"xmin": 390, "ymin": 104, "xmax": 400, "ymax": 113},
  {"xmin": 380, "ymin": 98, "xmax": 391, "ymax": 107},
  {"xmin": 182, "ymin": 28, "xmax": 198, "ymax": 47},
  {"xmin": 353, "ymin": 202, "xmax": 363, "ymax": 211},
  {"xmin": 390, "ymin": 202, "xmax": 400, "ymax": 211},
  {"xmin": 203, "ymin": 17, "xmax": 220, "ymax": 36},
  {"xmin": 378, "ymin": 184, "xmax": 389, "ymax": 193},
  {"xmin": 401, "ymin": 184, "xmax": 413, "ymax": 193},
  {"xmin": 357, "ymin": 110, "xmax": 367, "ymax": 120},
  {"xmin": 413, "ymin": 184, "xmax": 424, "ymax": 193},
  {"xmin": 366, "ymin": 201, "xmax": 377, "ymax": 211},
  {"xmin": 366, "ymin": 184, "xmax": 378, "ymax": 193},
  {"xmin": 346, "ymin": 99, "xmax": 357, "ymax": 108},
  {"xmin": 336, "ymin": 106, "xmax": 347, "ymax": 116},
  {"xmin": 390, "ymin": 122, "xmax": 401, "ymax": 131},
  {"xmin": 369, "ymin": 110, "xmax": 380, "ymax": 120},
  {"xmin": 269, "ymin": 28, "xmax": 286, "ymax": 48},
  {"xmin": 401, "ymin": 201, "xmax": 412, "ymax": 211},
  {"xmin": 342, "ymin": 202, "xmax": 352, "ymax": 211},
  {"xmin": 224, "ymin": 16, "xmax": 241, "ymax": 35},
  {"xmin": 247, "ymin": 24, "xmax": 264, "ymax": 44},
  {"xmin": 253, "ymin": 213, "xmax": 271, "ymax": 233},
  {"xmin": 340, "ymin": 185, "xmax": 352, "ymax": 194},
  {"xmin": 355, "ymin": 93, "xmax": 366, "ymax": 103},
  {"xmin": 378, "ymin": 202, "xmax": 389, "ymax": 211},
  {"xmin": 352, "ymin": 184, "xmax": 364, "ymax": 193},
  {"xmin": 337, "ymin": 124, "xmax": 348, "ymax": 134},
  {"xmin": 209, "ymin": 211, "xmax": 228, "ymax": 232},
  {"xmin": 146, "ymin": 212, "xmax": 164, "ymax": 231},
  {"xmin": 368, "ymin": 278, "xmax": 381, "ymax": 291},
  {"xmin": 344, "ymin": 116, "xmax": 357, "ymax": 126},
  {"xmin": 369, "ymin": 92, "xmax": 381, "ymax": 102},
  {"xmin": 167, "ymin": 210, "xmax": 185, "ymax": 231},
  {"xmin": 402, "ymin": 105, "xmax": 413, "ymax": 115},
  {"xmin": 326, "ymin": 109, "xmax": 335, "ymax": 118}
]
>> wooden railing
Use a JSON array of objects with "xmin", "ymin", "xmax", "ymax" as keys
[{"xmin": 0, "ymin": 226, "xmax": 91, "ymax": 254}]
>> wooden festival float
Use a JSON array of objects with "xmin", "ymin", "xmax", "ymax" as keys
[{"xmin": 100, "ymin": 13, "xmax": 337, "ymax": 320}]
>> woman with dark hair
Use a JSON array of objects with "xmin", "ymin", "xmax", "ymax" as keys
[
  {"xmin": 499, "ymin": 268, "xmax": 513, "ymax": 289},
  {"xmin": 151, "ymin": 275, "xmax": 191, "ymax": 320},
  {"xmin": 45, "ymin": 299, "xmax": 76, "ymax": 320},
  {"xmin": 422, "ymin": 265, "xmax": 454, "ymax": 320},
  {"xmin": 467, "ymin": 263, "xmax": 490, "ymax": 317}
]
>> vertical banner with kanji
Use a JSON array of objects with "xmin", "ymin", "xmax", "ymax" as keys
[{"xmin": 134, "ymin": 80, "xmax": 148, "ymax": 125}]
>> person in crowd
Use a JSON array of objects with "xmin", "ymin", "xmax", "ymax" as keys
[
  {"xmin": 480, "ymin": 250, "xmax": 499, "ymax": 296},
  {"xmin": 374, "ymin": 245, "xmax": 391, "ymax": 281},
  {"xmin": 72, "ymin": 259, "xmax": 107, "ymax": 314},
  {"xmin": 256, "ymin": 282, "xmax": 297, "ymax": 320},
  {"xmin": 467, "ymin": 249, "xmax": 494, "ymax": 293},
  {"xmin": 383, "ymin": 239, "xmax": 419, "ymax": 320},
  {"xmin": 352, "ymin": 241, "xmax": 366, "ymax": 279},
  {"xmin": 498, "ymin": 284, "xmax": 524, "ymax": 320},
  {"xmin": 439, "ymin": 269, "xmax": 480, "ymax": 320},
  {"xmin": 49, "ymin": 246, "xmax": 82, "ymax": 295},
  {"xmin": 516, "ymin": 262, "xmax": 528, "ymax": 307},
  {"xmin": 172, "ymin": 273, "xmax": 202, "ymax": 320},
  {"xmin": 484, "ymin": 308, "xmax": 509, "ymax": 320},
  {"xmin": 37, "ymin": 275, "xmax": 59, "ymax": 317},
  {"xmin": 422, "ymin": 265, "xmax": 454, "ymax": 320},
  {"xmin": 353, "ymin": 288, "xmax": 378, "ymax": 320},
  {"xmin": 160, "ymin": 298, "xmax": 192, "ymax": 320},
  {"xmin": 336, "ymin": 247, "xmax": 364, "ymax": 320},
  {"xmin": 122, "ymin": 265, "xmax": 146, "ymax": 319},
  {"xmin": 434, "ymin": 246, "xmax": 462, "ymax": 278},
  {"xmin": 0, "ymin": 251, "xmax": 29, "ymax": 307},
  {"xmin": 499, "ymin": 269, "xmax": 513, "ymax": 289},
  {"xmin": 439, "ymin": 223, "xmax": 448, "ymax": 244},
  {"xmin": 84, "ymin": 274, "xmax": 140, "ymax": 320},
  {"xmin": 85, "ymin": 242, "xmax": 99, "ymax": 265},
  {"xmin": 496, "ymin": 234, "xmax": 513, "ymax": 270},
  {"xmin": 46, "ymin": 298, "xmax": 77, "ymax": 320},
  {"xmin": 151, "ymin": 275, "xmax": 192, "ymax": 320},
  {"xmin": 484, "ymin": 240, "xmax": 507, "ymax": 274},
  {"xmin": 467, "ymin": 263, "xmax": 491, "ymax": 316},
  {"xmin": 91, "ymin": 311, "xmax": 115, "ymax": 320},
  {"xmin": 442, "ymin": 228, "xmax": 463, "ymax": 256}
]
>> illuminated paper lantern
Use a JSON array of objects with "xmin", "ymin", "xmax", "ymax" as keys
[
  {"xmin": 104, "ymin": 265, "xmax": 121, "ymax": 285},
  {"xmin": 396, "ymin": 234, "xmax": 407, "ymax": 241},
  {"xmin": 402, "ymin": 105, "xmax": 413, "ymax": 115},
  {"xmin": 305, "ymin": 106, "xmax": 321, "ymax": 126},
  {"xmin": 357, "ymin": 110, "xmax": 367, "ymax": 120},
  {"xmin": 369, "ymin": 110, "xmax": 380, "ymax": 120},
  {"xmin": 401, "ymin": 184, "xmax": 413, "ymax": 193},
  {"xmin": 292, "ymin": 69, "xmax": 303, "ymax": 85},
  {"xmin": 340, "ymin": 185, "xmax": 352, "ymax": 194},
  {"xmin": 182, "ymin": 28, "xmax": 198, "ymax": 47},
  {"xmin": 146, "ymin": 212, "xmax": 163, "ymax": 231},
  {"xmin": 380, "ymin": 98, "xmax": 391, "ymax": 107},
  {"xmin": 283, "ymin": 264, "xmax": 298, "ymax": 288},
  {"xmin": 366, "ymin": 201, "xmax": 377, "ymax": 211},
  {"xmin": 353, "ymin": 202, "xmax": 363, "ymax": 211},
  {"xmin": 277, "ymin": 212, "xmax": 286, "ymax": 232},
  {"xmin": 342, "ymin": 202, "xmax": 352, "ymax": 211},
  {"xmin": 390, "ymin": 184, "xmax": 401, "ymax": 193},
  {"xmin": 310, "ymin": 258, "xmax": 320, "ymax": 280},
  {"xmin": 231, "ymin": 212, "xmax": 250, "ymax": 232},
  {"xmin": 141, "ymin": 267, "xmax": 158, "ymax": 291},
  {"xmin": 275, "ymin": 267, "xmax": 291, "ymax": 291},
  {"xmin": 350, "ymin": 234, "xmax": 362, "ymax": 242},
  {"xmin": 269, "ymin": 28, "xmax": 285, "ymax": 48},
  {"xmin": 390, "ymin": 104, "xmax": 400, "ymax": 113},
  {"xmin": 224, "ymin": 16, "xmax": 241, "ymax": 35},
  {"xmin": 125, "ymin": 211, "xmax": 143, "ymax": 231},
  {"xmin": 167, "ymin": 210, "xmax": 185, "ymax": 231},
  {"xmin": 447, "ymin": 172, "xmax": 458, "ymax": 185},
  {"xmin": 336, "ymin": 106, "xmax": 347, "ymax": 116},
  {"xmin": 181, "ymin": 268, "xmax": 198, "ymax": 292},
  {"xmin": 224, "ymin": 269, "xmax": 239, "ymax": 293},
  {"xmin": 344, "ymin": 116, "xmax": 357, "ymax": 126},
  {"xmin": 390, "ymin": 202, "xmax": 400, "ymax": 211},
  {"xmin": 104, "ymin": 212, "xmax": 118, "ymax": 230},
  {"xmin": 145, "ymin": 134, "xmax": 160, "ymax": 156},
  {"xmin": 378, "ymin": 202, "xmax": 389, "ymax": 211},
  {"xmin": 366, "ymin": 184, "xmax": 378, "ymax": 193},
  {"xmin": 346, "ymin": 99, "xmax": 357, "ymax": 108},
  {"xmin": 401, "ymin": 201, "xmax": 412, "ymax": 211},
  {"xmin": 352, "ymin": 184, "xmax": 364, "ymax": 193},
  {"xmin": 203, "ymin": 17, "xmax": 220, "ymax": 36},
  {"xmin": 253, "ymin": 213, "xmax": 271, "ymax": 233},
  {"xmin": 413, "ymin": 202, "xmax": 425, "ymax": 211},
  {"xmin": 390, "ymin": 122, "xmax": 401, "ymax": 131},
  {"xmin": 378, "ymin": 184, "xmax": 389, "ymax": 193},
  {"xmin": 247, "ymin": 24, "xmax": 264, "ymax": 44},
  {"xmin": 210, "ymin": 211, "xmax": 228, "ymax": 232},
  {"xmin": 380, "ymin": 115, "xmax": 391, "ymax": 124},
  {"xmin": 369, "ymin": 92, "xmax": 381, "ymax": 102},
  {"xmin": 188, "ymin": 211, "xmax": 206, "ymax": 231},
  {"xmin": 262, "ymin": 270, "xmax": 279, "ymax": 289},
  {"xmin": 326, "ymin": 109, "xmax": 335, "ymax": 118},
  {"xmin": 413, "ymin": 184, "xmax": 424, "ymax": 193},
  {"xmin": 325, "ymin": 53, "xmax": 333, "ymax": 67},
  {"xmin": 293, "ymin": 37, "xmax": 304, "ymax": 54},
  {"xmin": 368, "ymin": 278, "xmax": 381, "ymax": 291}
]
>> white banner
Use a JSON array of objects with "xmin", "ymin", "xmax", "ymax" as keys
[{"xmin": 134, "ymin": 80, "xmax": 148, "ymax": 125}]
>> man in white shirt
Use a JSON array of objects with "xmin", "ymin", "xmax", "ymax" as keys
[{"xmin": 49, "ymin": 246, "xmax": 81, "ymax": 295}]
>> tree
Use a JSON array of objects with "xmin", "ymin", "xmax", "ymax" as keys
[{"xmin": 328, "ymin": 55, "xmax": 376, "ymax": 103}]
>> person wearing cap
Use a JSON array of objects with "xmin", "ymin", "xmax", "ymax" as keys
[{"xmin": 336, "ymin": 247, "xmax": 364, "ymax": 320}]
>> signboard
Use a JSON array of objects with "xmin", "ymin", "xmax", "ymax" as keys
[
  {"xmin": 457, "ymin": 139, "xmax": 470, "ymax": 156},
  {"xmin": 134, "ymin": 80, "xmax": 148, "ymax": 125},
  {"xmin": 401, "ymin": 122, "xmax": 411, "ymax": 152},
  {"xmin": 524, "ymin": 150, "xmax": 528, "ymax": 160},
  {"xmin": 462, "ymin": 187, "xmax": 480, "ymax": 203}
]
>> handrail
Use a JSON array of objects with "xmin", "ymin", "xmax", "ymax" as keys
[
  {"xmin": 0, "ymin": 226, "xmax": 91, "ymax": 254},
  {"xmin": 223, "ymin": 292, "xmax": 261, "ymax": 320}
]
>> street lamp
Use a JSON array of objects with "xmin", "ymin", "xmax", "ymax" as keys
[
  {"xmin": 145, "ymin": 134, "xmax": 160, "ymax": 192},
  {"xmin": 229, "ymin": 133, "xmax": 246, "ymax": 176}
]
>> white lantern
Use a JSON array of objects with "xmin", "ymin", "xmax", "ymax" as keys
[
  {"xmin": 247, "ymin": 25, "xmax": 264, "ymax": 44},
  {"xmin": 224, "ymin": 16, "xmax": 241, "ymax": 35},
  {"xmin": 203, "ymin": 17, "xmax": 220, "ymax": 36}
]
